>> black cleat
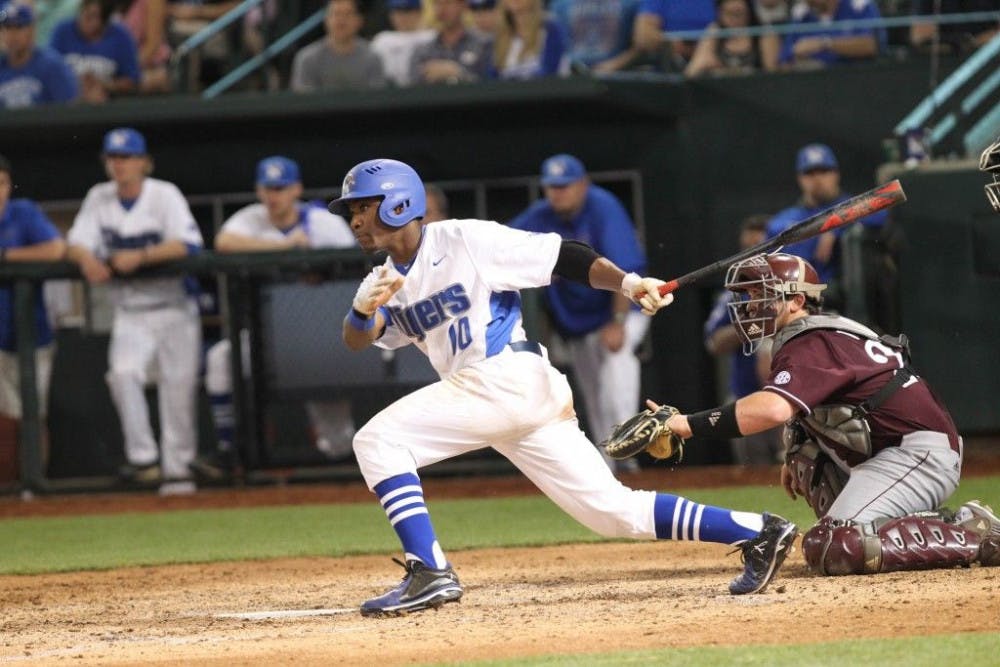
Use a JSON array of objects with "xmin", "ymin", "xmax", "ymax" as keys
[
  {"xmin": 360, "ymin": 558, "xmax": 463, "ymax": 617},
  {"xmin": 729, "ymin": 512, "xmax": 798, "ymax": 595},
  {"xmin": 118, "ymin": 462, "xmax": 161, "ymax": 484}
]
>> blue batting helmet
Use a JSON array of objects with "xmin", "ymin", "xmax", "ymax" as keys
[{"xmin": 328, "ymin": 158, "xmax": 426, "ymax": 227}]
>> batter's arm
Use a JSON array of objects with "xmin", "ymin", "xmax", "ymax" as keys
[{"xmin": 342, "ymin": 309, "xmax": 387, "ymax": 351}]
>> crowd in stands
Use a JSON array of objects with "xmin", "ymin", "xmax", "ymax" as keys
[{"xmin": 1, "ymin": 0, "xmax": 998, "ymax": 107}]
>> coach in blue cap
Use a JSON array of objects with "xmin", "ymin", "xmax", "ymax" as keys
[
  {"xmin": 764, "ymin": 142, "xmax": 889, "ymax": 313},
  {"xmin": 510, "ymin": 153, "xmax": 649, "ymax": 475}
]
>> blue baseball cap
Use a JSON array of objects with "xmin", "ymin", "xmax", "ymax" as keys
[
  {"xmin": 0, "ymin": 3, "xmax": 35, "ymax": 27},
  {"xmin": 796, "ymin": 143, "xmax": 839, "ymax": 173},
  {"xmin": 387, "ymin": 0, "xmax": 421, "ymax": 9},
  {"xmin": 540, "ymin": 153, "xmax": 586, "ymax": 187},
  {"xmin": 468, "ymin": 0, "xmax": 496, "ymax": 8},
  {"xmin": 256, "ymin": 156, "xmax": 301, "ymax": 188},
  {"xmin": 102, "ymin": 128, "xmax": 147, "ymax": 156}
]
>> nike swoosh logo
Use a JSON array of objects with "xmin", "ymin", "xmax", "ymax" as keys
[{"xmin": 432, "ymin": 256, "xmax": 446, "ymax": 266}]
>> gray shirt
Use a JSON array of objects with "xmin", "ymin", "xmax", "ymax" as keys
[
  {"xmin": 409, "ymin": 29, "xmax": 494, "ymax": 84},
  {"xmin": 290, "ymin": 38, "xmax": 386, "ymax": 92}
]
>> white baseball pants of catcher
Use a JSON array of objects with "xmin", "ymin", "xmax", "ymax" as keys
[
  {"xmin": 354, "ymin": 345, "xmax": 658, "ymax": 539},
  {"xmin": 105, "ymin": 302, "xmax": 201, "ymax": 480}
]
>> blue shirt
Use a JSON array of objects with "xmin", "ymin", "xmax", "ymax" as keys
[
  {"xmin": 49, "ymin": 18, "xmax": 140, "ymax": 86},
  {"xmin": 0, "ymin": 200, "xmax": 61, "ymax": 351},
  {"xmin": 765, "ymin": 193, "xmax": 888, "ymax": 284},
  {"xmin": 704, "ymin": 290, "xmax": 760, "ymax": 398},
  {"xmin": 550, "ymin": 0, "xmax": 639, "ymax": 68},
  {"xmin": 0, "ymin": 46, "xmax": 79, "ymax": 109},
  {"xmin": 509, "ymin": 184, "xmax": 646, "ymax": 337},
  {"xmin": 638, "ymin": 0, "xmax": 715, "ymax": 33},
  {"xmin": 779, "ymin": 0, "xmax": 887, "ymax": 65},
  {"xmin": 498, "ymin": 18, "xmax": 569, "ymax": 79}
]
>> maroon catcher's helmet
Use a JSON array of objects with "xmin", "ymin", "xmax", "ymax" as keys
[{"xmin": 724, "ymin": 252, "xmax": 827, "ymax": 354}]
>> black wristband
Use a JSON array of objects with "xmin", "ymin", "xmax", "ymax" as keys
[{"xmin": 687, "ymin": 402, "xmax": 741, "ymax": 439}]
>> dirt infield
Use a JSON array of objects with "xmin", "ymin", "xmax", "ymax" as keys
[{"xmin": 3, "ymin": 458, "xmax": 1000, "ymax": 665}]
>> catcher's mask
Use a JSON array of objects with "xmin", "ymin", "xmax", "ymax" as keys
[
  {"xmin": 979, "ymin": 137, "xmax": 1000, "ymax": 212},
  {"xmin": 724, "ymin": 252, "xmax": 826, "ymax": 354}
]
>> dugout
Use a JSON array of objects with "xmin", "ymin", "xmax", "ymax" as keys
[{"xmin": 1, "ymin": 56, "xmax": 997, "ymax": 492}]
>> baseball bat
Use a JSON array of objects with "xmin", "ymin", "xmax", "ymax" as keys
[{"xmin": 654, "ymin": 179, "xmax": 906, "ymax": 297}]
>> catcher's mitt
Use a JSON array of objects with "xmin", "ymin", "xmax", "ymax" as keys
[{"xmin": 601, "ymin": 405, "xmax": 684, "ymax": 463}]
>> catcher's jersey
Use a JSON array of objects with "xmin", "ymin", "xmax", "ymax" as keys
[
  {"xmin": 68, "ymin": 177, "xmax": 203, "ymax": 309},
  {"xmin": 374, "ymin": 219, "xmax": 561, "ymax": 378},
  {"xmin": 764, "ymin": 324, "xmax": 960, "ymax": 463},
  {"xmin": 220, "ymin": 202, "xmax": 354, "ymax": 248}
]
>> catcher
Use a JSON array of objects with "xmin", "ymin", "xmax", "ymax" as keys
[{"xmin": 604, "ymin": 250, "xmax": 1000, "ymax": 576}]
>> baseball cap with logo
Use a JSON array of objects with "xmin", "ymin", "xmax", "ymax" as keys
[
  {"xmin": 256, "ymin": 156, "xmax": 301, "ymax": 188},
  {"xmin": 796, "ymin": 143, "xmax": 838, "ymax": 174},
  {"xmin": 540, "ymin": 153, "xmax": 586, "ymax": 187},
  {"xmin": 102, "ymin": 128, "xmax": 147, "ymax": 156},
  {"xmin": 0, "ymin": 3, "xmax": 35, "ymax": 28},
  {"xmin": 468, "ymin": 0, "xmax": 497, "ymax": 9},
  {"xmin": 387, "ymin": 0, "xmax": 421, "ymax": 9}
]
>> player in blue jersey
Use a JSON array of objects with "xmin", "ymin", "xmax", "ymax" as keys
[
  {"xmin": 335, "ymin": 158, "xmax": 798, "ymax": 616},
  {"xmin": 0, "ymin": 3, "xmax": 79, "ymax": 109},
  {"xmin": 778, "ymin": 0, "xmax": 886, "ymax": 68},
  {"xmin": 49, "ymin": 0, "xmax": 141, "ymax": 103},
  {"xmin": 510, "ymin": 154, "xmax": 650, "ymax": 474},
  {"xmin": 0, "ymin": 153, "xmax": 67, "ymax": 473}
]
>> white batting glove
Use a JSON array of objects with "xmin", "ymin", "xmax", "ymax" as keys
[
  {"xmin": 353, "ymin": 265, "xmax": 405, "ymax": 316},
  {"xmin": 621, "ymin": 272, "xmax": 674, "ymax": 316}
]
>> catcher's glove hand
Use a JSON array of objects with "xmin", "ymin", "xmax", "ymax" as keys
[{"xmin": 601, "ymin": 405, "xmax": 684, "ymax": 463}]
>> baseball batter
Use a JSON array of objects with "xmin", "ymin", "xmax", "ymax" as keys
[
  {"xmin": 648, "ymin": 252, "xmax": 1000, "ymax": 575},
  {"xmin": 192, "ymin": 156, "xmax": 357, "ymax": 480},
  {"xmin": 335, "ymin": 158, "xmax": 798, "ymax": 616},
  {"xmin": 66, "ymin": 127, "xmax": 204, "ymax": 495}
]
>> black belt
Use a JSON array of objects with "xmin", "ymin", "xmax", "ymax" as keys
[{"xmin": 509, "ymin": 340, "xmax": 542, "ymax": 356}]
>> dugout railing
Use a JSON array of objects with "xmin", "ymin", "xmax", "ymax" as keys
[{"xmin": 0, "ymin": 169, "xmax": 645, "ymax": 495}]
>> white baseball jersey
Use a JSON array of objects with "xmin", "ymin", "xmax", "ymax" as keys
[
  {"xmin": 374, "ymin": 220, "xmax": 561, "ymax": 378},
  {"xmin": 220, "ymin": 202, "xmax": 354, "ymax": 248},
  {"xmin": 370, "ymin": 29, "xmax": 435, "ymax": 87},
  {"xmin": 68, "ymin": 177, "xmax": 204, "ymax": 309}
]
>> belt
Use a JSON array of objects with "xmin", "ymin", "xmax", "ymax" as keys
[
  {"xmin": 119, "ymin": 301, "xmax": 183, "ymax": 312},
  {"xmin": 509, "ymin": 340, "xmax": 542, "ymax": 356}
]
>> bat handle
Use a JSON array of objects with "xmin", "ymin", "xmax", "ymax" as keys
[{"xmin": 657, "ymin": 280, "xmax": 679, "ymax": 297}]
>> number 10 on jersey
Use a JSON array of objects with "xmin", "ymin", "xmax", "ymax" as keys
[{"xmin": 449, "ymin": 317, "xmax": 472, "ymax": 354}]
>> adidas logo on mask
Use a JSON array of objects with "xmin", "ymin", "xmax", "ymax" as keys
[{"xmin": 747, "ymin": 323, "xmax": 762, "ymax": 335}]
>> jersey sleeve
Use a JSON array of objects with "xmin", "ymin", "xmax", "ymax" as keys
[
  {"xmin": 67, "ymin": 188, "xmax": 106, "ymax": 254},
  {"xmin": 763, "ymin": 334, "xmax": 856, "ymax": 414},
  {"xmin": 22, "ymin": 201, "xmax": 61, "ymax": 244},
  {"xmin": 459, "ymin": 221, "xmax": 561, "ymax": 291},
  {"xmin": 162, "ymin": 183, "xmax": 203, "ymax": 248}
]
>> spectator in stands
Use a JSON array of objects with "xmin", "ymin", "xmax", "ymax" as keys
[
  {"xmin": 765, "ymin": 143, "xmax": 888, "ymax": 314},
  {"xmin": 423, "ymin": 183, "xmax": 449, "ymax": 223},
  {"xmin": 754, "ymin": 0, "xmax": 792, "ymax": 25},
  {"xmin": 410, "ymin": 0, "xmax": 493, "ymax": 85},
  {"xmin": 167, "ymin": 0, "xmax": 241, "ymax": 90},
  {"xmin": 703, "ymin": 215, "xmax": 782, "ymax": 465},
  {"xmin": 50, "ymin": 0, "xmax": 141, "ymax": 104},
  {"xmin": 371, "ymin": 0, "xmax": 435, "ymax": 87},
  {"xmin": 549, "ymin": 0, "xmax": 640, "ymax": 74},
  {"xmin": 778, "ymin": 0, "xmax": 886, "ymax": 69},
  {"xmin": 291, "ymin": 0, "xmax": 386, "ymax": 92},
  {"xmin": 509, "ymin": 153, "xmax": 649, "ymax": 475},
  {"xmin": 66, "ymin": 128, "xmax": 204, "ymax": 496},
  {"xmin": 0, "ymin": 154, "xmax": 67, "ymax": 477},
  {"xmin": 633, "ymin": 0, "xmax": 716, "ymax": 71},
  {"xmin": 0, "ymin": 3, "xmax": 79, "ymax": 109},
  {"xmin": 910, "ymin": 0, "xmax": 1000, "ymax": 55},
  {"xmin": 468, "ymin": 0, "xmax": 499, "ymax": 36},
  {"xmin": 33, "ymin": 0, "xmax": 83, "ymax": 45},
  {"xmin": 494, "ymin": 0, "xmax": 569, "ymax": 79},
  {"xmin": 685, "ymin": 0, "xmax": 779, "ymax": 77},
  {"xmin": 117, "ymin": 0, "xmax": 172, "ymax": 94}
]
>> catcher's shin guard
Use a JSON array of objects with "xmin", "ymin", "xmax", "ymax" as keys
[{"xmin": 802, "ymin": 515, "xmax": 983, "ymax": 575}]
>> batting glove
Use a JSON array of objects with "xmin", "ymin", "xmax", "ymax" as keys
[
  {"xmin": 621, "ymin": 273, "xmax": 674, "ymax": 316},
  {"xmin": 353, "ymin": 265, "xmax": 405, "ymax": 317}
]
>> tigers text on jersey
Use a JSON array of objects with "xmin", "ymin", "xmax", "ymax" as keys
[
  {"xmin": 220, "ymin": 202, "xmax": 354, "ymax": 248},
  {"xmin": 374, "ymin": 220, "xmax": 561, "ymax": 378},
  {"xmin": 67, "ymin": 177, "xmax": 203, "ymax": 309}
]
